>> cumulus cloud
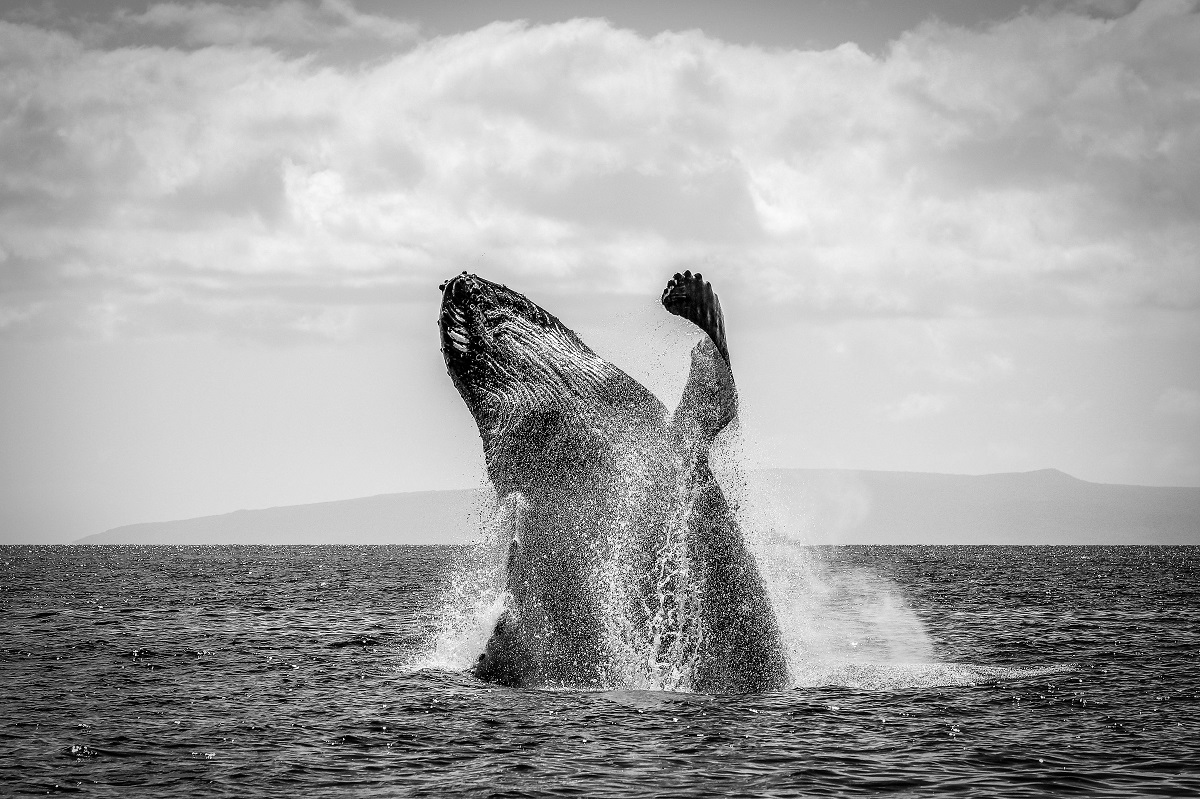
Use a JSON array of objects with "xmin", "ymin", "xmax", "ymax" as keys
[{"xmin": 0, "ymin": 0, "xmax": 1197, "ymax": 340}]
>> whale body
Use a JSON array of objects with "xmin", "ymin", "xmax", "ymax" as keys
[{"xmin": 438, "ymin": 271, "xmax": 788, "ymax": 693}]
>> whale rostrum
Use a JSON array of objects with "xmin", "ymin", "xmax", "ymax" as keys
[{"xmin": 438, "ymin": 270, "xmax": 789, "ymax": 693}]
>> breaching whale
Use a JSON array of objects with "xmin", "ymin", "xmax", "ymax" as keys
[{"xmin": 438, "ymin": 270, "xmax": 788, "ymax": 693}]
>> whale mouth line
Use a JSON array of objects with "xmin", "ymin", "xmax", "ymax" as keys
[{"xmin": 439, "ymin": 273, "xmax": 483, "ymax": 360}]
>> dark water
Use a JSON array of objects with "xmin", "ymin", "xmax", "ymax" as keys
[{"xmin": 2, "ymin": 545, "xmax": 1198, "ymax": 797}]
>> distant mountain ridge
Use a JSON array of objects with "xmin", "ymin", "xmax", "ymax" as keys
[
  {"xmin": 75, "ymin": 469, "xmax": 1200, "ymax": 545},
  {"xmin": 752, "ymin": 468, "xmax": 1200, "ymax": 545},
  {"xmin": 75, "ymin": 489, "xmax": 487, "ymax": 546}
]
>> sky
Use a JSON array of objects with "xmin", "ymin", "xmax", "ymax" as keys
[{"xmin": 1, "ymin": 0, "xmax": 1198, "ymax": 543}]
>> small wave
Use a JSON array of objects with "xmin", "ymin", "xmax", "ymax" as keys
[{"xmin": 326, "ymin": 636, "xmax": 381, "ymax": 648}]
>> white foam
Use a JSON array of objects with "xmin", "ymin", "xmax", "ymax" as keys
[{"xmin": 792, "ymin": 661, "xmax": 1078, "ymax": 690}]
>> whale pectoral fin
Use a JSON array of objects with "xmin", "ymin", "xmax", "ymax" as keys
[
  {"xmin": 662, "ymin": 270, "xmax": 730, "ymax": 367},
  {"xmin": 686, "ymin": 469, "xmax": 791, "ymax": 694},
  {"xmin": 673, "ymin": 338, "xmax": 738, "ymax": 448},
  {"xmin": 663, "ymin": 271, "xmax": 737, "ymax": 446}
]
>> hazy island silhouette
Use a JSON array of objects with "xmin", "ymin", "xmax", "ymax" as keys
[{"xmin": 76, "ymin": 468, "xmax": 1200, "ymax": 546}]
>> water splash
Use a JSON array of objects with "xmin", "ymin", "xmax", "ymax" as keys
[
  {"xmin": 581, "ymin": 446, "xmax": 709, "ymax": 692},
  {"xmin": 418, "ymin": 425, "xmax": 1056, "ymax": 692},
  {"xmin": 710, "ymin": 427, "xmax": 945, "ymax": 688},
  {"xmin": 409, "ymin": 493, "xmax": 514, "ymax": 672}
]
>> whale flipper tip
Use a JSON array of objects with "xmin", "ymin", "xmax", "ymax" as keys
[{"xmin": 662, "ymin": 270, "xmax": 729, "ymax": 365}]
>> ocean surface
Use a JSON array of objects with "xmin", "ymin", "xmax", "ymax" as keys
[{"xmin": 2, "ymin": 544, "xmax": 1197, "ymax": 797}]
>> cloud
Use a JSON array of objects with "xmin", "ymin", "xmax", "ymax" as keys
[
  {"xmin": 1057, "ymin": 0, "xmax": 1145, "ymax": 16},
  {"xmin": 881, "ymin": 392, "xmax": 955, "ymax": 421},
  {"xmin": 1002, "ymin": 393, "xmax": 1095, "ymax": 416},
  {"xmin": 1154, "ymin": 386, "xmax": 1200, "ymax": 417},
  {"xmin": 116, "ymin": 0, "xmax": 418, "ymax": 48},
  {"xmin": 0, "ymin": 1, "xmax": 1198, "ymax": 341}
]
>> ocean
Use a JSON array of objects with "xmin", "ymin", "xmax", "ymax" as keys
[{"xmin": 2, "ymin": 544, "xmax": 1197, "ymax": 797}]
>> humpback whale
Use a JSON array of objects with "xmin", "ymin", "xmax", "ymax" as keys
[{"xmin": 438, "ymin": 270, "xmax": 788, "ymax": 693}]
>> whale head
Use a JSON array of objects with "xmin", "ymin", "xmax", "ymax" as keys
[{"xmin": 438, "ymin": 272, "xmax": 618, "ymax": 437}]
